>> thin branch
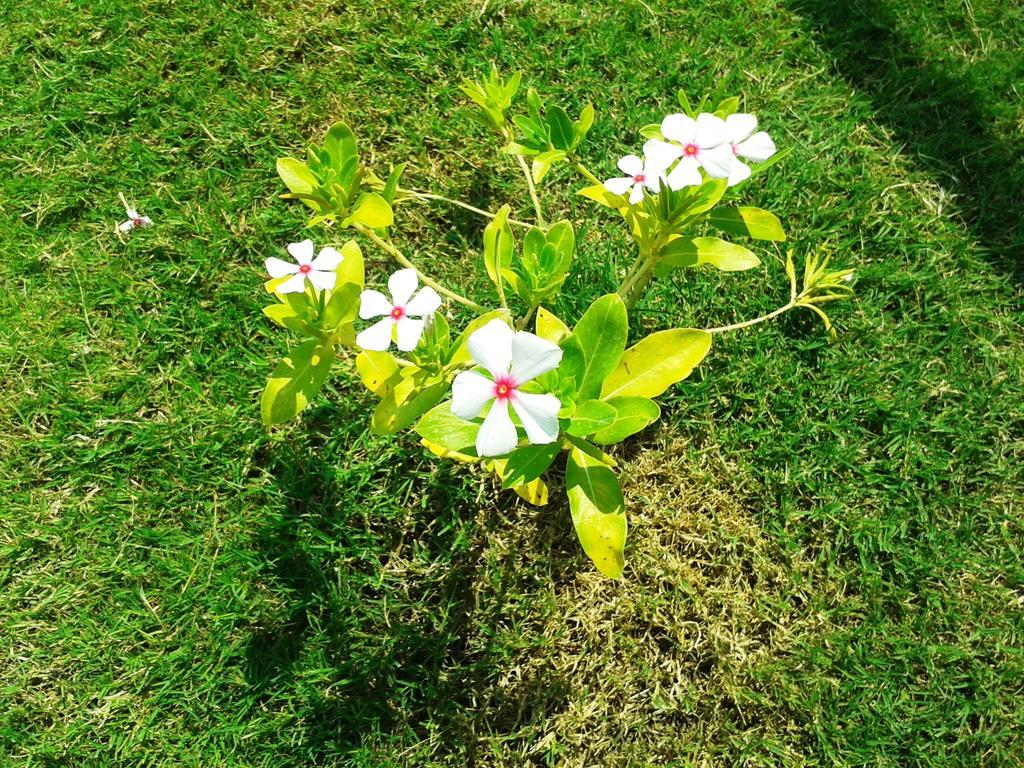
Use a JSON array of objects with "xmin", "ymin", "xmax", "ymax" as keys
[{"xmin": 403, "ymin": 190, "xmax": 533, "ymax": 228}]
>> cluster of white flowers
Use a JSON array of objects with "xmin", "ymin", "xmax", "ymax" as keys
[{"xmin": 604, "ymin": 112, "xmax": 776, "ymax": 202}]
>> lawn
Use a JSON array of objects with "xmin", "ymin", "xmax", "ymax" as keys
[{"xmin": 1, "ymin": 0, "xmax": 1022, "ymax": 766}]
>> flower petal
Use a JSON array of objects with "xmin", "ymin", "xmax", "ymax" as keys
[
  {"xmin": 628, "ymin": 182, "xmax": 645, "ymax": 205},
  {"xmin": 451, "ymin": 371, "xmax": 495, "ymax": 420},
  {"xmin": 395, "ymin": 317, "xmax": 425, "ymax": 352},
  {"xmin": 510, "ymin": 331, "xmax": 563, "ymax": 384},
  {"xmin": 139, "ymin": 216, "xmax": 153, "ymax": 227},
  {"xmin": 666, "ymin": 157, "xmax": 702, "ymax": 189},
  {"xmin": 287, "ymin": 239, "xmax": 316, "ymax": 264},
  {"xmin": 736, "ymin": 131, "xmax": 776, "ymax": 162},
  {"xmin": 266, "ymin": 257, "xmax": 299, "ymax": 278},
  {"xmin": 405, "ymin": 286, "xmax": 442, "ymax": 318},
  {"xmin": 388, "ymin": 268, "xmax": 418, "ymax": 307},
  {"xmin": 356, "ymin": 316, "xmax": 394, "ymax": 351},
  {"xmin": 604, "ymin": 176, "xmax": 633, "ymax": 195},
  {"xmin": 728, "ymin": 158, "xmax": 752, "ymax": 187},
  {"xmin": 510, "ymin": 391, "xmax": 560, "ymax": 445},
  {"xmin": 616, "ymin": 154, "xmax": 644, "ymax": 177},
  {"xmin": 125, "ymin": 208, "xmax": 139, "ymax": 219},
  {"xmin": 643, "ymin": 139, "xmax": 681, "ymax": 171},
  {"xmin": 467, "ymin": 318, "xmax": 514, "ymax": 377},
  {"xmin": 725, "ymin": 113, "xmax": 757, "ymax": 144},
  {"xmin": 310, "ymin": 246, "xmax": 343, "ymax": 271},
  {"xmin": 359, "ymin": 289, "xmax": 393, "ymax": 319},
  {"xmin": 308, "ymin": 269, "xmax": 337, "ymax": 291},
  {"xmin": 476, "ymin": 398, "xmax": 518, "ymax": 457},
  {"xmin": 277, "ymin": 273, "xmax": 309, "ymax": 294},
  {"xmin": 642, "ymin": 167, "xmax": 666, "ymax": 193},
  {"xmin": 661, "ymin": 113, "xmax": 696, "ymax": 144},
  {"xmin": 699, "ymin": 143, "xmax": 735, "ymax": 179},
  {"xmin": 695, "ymin": 113, "xmax": 727, "ymax": 147},
  {"xmin": 119, "ymin": 220, "xmax": 135, "ymax": 233}
]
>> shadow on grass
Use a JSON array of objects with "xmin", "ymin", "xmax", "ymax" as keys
[
  {"xmin": 245, "ymin": 405, "xmax": 575, "ymax": 760},
  {"xmin": 789, "ymin": 0, "xmax": 1023, "ymax": 281}
]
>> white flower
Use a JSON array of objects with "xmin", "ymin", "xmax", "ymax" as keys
[
  {"xmin": 643, "ymin": 112, "xmax": 734, "ymax": 189},
  {"xmin": 603, "ymin": 153, "xmax": 667, "ymax": 205},
  {"xmin": 450, "ymin": 319, "xmax": 563, "ymax": 457},
  {"xmin": 722, "ymin": 113, "xmax": 777, "ymax": 186},
  {"xmin": 265, "ymin": 239, "xmax": 344, "ymax": 294},
  {"xmin": 118, "ymin": 208, "xmax": 152, "ymax": 233},
  {"xmin": 356, "ymin": 268, "xmax": 441, "ymax": 352}
]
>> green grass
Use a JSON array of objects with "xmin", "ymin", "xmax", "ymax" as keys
[{"xmin": 2, "ymin": 0, "xmax": 1022, "ymax": 765}]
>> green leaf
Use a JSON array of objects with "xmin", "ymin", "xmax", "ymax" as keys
[
  {"xmin": 500, "ymin": 442, "xmax": 561, "ymax": 489},
  {"xmin": 335, "ymin": 240, "xmax": 364, "ymax": 288},
  {"xmin": 655, "ymin": 237, "xmax": 760, "ymax": 276},
  {"xmin": 277, "ymin": 157, "xmax": 319, "ymax": 196},
  {"xmin": 535, "ymin": 307, "xmax": 571, "ymax": 344},
  {"xmin": 572, "ymin": 103, "xmax": 595, "ymax": 147},
  {"xmin": 601, "ymin": 328, "xmax": 712, "ymax": 399},
  {"xmin": 714, "ymin": 96, "xmax": 741, "ymax": 117},
  {"xmin": 566, "ymin": 399, "xmax": 617, "ymax": 437},
  {"xmin": 566, "ymin": 445, "xmax": 626, "ymax": 578},
  {"xmin": 415, "ymin": 402, "xmax": 480, "ymax": 457},
  {"xmin": 545, "ymin": 220, "xmax": 575, "ymax": 274},
  {"xmin": 343, "ymin": 193, "xmax": 393, "ymax": 229},
  {"xmin": 677, "ymin": 89, "xmax": 694, "ymax": 115},
  {"xmin": 322, "ymin": 122, "xmax": 357, "ymax": 172},
  {"xmin": 371, "ymin": 368, "xmax": 449, "ymax": 435},
  {"xmin": 561, "ymin": 294, "xmax": 628, "ymax": 400},
  {"xmin": 482, "ymin": 205, "xmax": 514, "ymax": 288},
  {"xmin": 577, "ymin": 183, "xmax": 626, "ymax": 209},
  {"xmin": 356, "ymin": 350, "xmax": 401, "ymax": 396},
  {"xmin": 591, "ymin": 397, "xmax": 660, "ymax": 445},
  {"xmin": 639, "ymin": 123, "xmax": 663, "ymax": 140},
  {"xmin": 707, "ymin": 206, "xmax": 786, "ymax": 241},
  {"xmin": 261, "ymin": 339, "xmax": 336, "ymax": 426},
  {"xmin": 321, "ymin": 282, "xmax": 361, "ymax": 331},
  {"xmin": 547, "ymin": 105, "xmax": 574, "ymax": 150},
  {"xmin": 262, "ymin": 303, "xmax": 311, "ymax": 335},
  {"xmin": 531, "ymin": 149, "xmax": 566, "ymax": 183},
  {"xmin": 382, "ymin": 163, "xmax": 405, "ymax": 205}
]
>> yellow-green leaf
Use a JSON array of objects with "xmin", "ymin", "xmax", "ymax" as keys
[
  {"xmin": 708, "ymin": 206, "xmax": 786, "ymax": 241},
  {"xmin": 535, "ymin": 306, "xmax": 571, "ymax": 343},
  {"xmin": 601, "ymin": 328, "xmax": 712, "ymax": 399},
  {"xmin": 261, "ymin": 339, "xmax": 336, "ymax": 426},
  {"xmin": 566, "ymin": 445, "xmax": 626, "ymax": 578},
  {"xmin": 344, "ymin": 193, "xmax": 393, "ymax": 229},
  {"xmin": 355, "ymin": 350, "xmax": 400, "ymax": 396}
]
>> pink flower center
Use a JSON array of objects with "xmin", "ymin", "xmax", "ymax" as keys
[
  {"xmin": 493, "ymin": 375, "xmax": 517, "ymax": 401},
  {"xmin": 299, "ymin": 264, "xmax": 312, "ymax": 274},
  {"xmin": 133, "ymin": 217, "xmax": 143, "ymax": 226},
  {"xmin": 632, "ymin": 173, "xmax": 645, "ymax": 183},
  {"xmin": 390, "ymin": 306, "xmax": 405, "ymax": 321},
  {"xmin": 683, "ymin": 143, "xmax": 699, "ymax": 157},
  {"xmin": 732, "ymin": 144, "xmax": 739, "ymax": 156}
]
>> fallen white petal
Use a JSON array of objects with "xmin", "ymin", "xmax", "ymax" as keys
[
  {"xmin": 118, "ymin": 220, "xmax": 135, "ymax": 233},
  {"xmin": 404, "ymin": 286, "xmax": 442, "ymax": 318},
  {"xmin": 451, "ymin": 371, "xmax": 496, "ymax": 420},
  {"xmin": 356, "ymin": 316, "xmax": 394, "ymax": 351},
  {"xmin": 467, "ymin": 318, "xmax": 514, "ymax": 377},
  {"xmin": 476, "ymin": 398, "xmax": 518, "ymax": 457},
  {"xmin": 511, "ymin": 391, "xmax": 560, "ymax": 445},
  {"xmin": 359, "ymin": 290, "xmax": 393, "ymax": 319},
  {"xmin": 388, "ymin": 268, "xmax": 419, "ymax": 307}
]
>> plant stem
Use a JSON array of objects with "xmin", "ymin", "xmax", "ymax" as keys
[
  {"xmin": 402, "ymin": 190, "xmax": 532, "ymax": 228},
  {"xmin": 515, "ymin": 154, "xmax": 546, "ymax": 228},
  {"xmin": 618, "ymin": 249, "xmax": 658, "ymax": 310},
  {"xmin": 705, "ymin": 300, "xmax": 797, "ymax": 334},
  {"xmin": 570, "ymin": 159, "xmax": 602, "ymax": 186},
  {"xmin": 352, "ymin": 223, "xmax": 486, "ymax": 312},
  {"xmin": 516, "ymin": 304, "xmax": 537, "ymax": 331}
]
